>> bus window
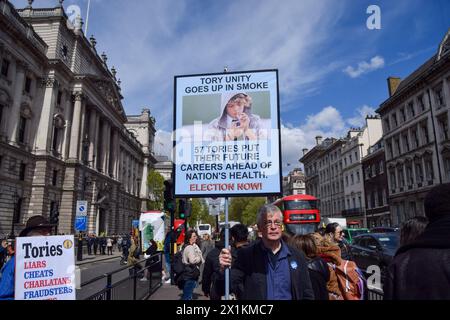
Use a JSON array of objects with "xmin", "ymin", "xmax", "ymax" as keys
[{"xmin": 284, "ymin": 200, "xmax": 318, "ymax": 210}]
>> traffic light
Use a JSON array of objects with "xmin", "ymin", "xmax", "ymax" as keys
[
  {"xmin": 178, "ymin": 199, "xmax": 191, "ymax": 219},
  {"xmin": 178, "ymin": 199, "xmax": 186, "ymax": 219}
]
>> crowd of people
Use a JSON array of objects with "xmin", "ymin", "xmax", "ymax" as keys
[
  {"xmin": 171, "ymin": 183, "xmax": 450, "ymax": 300},
  {"xmin": 1, "ymin": 183, "xmax": 449, "ymax": 300}
]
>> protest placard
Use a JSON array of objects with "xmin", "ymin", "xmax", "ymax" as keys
[
  {"xmin": 174, "ymin": 69, "xmax": 282, "ymax": 197},
  {"xmin": 15, "ymin": 235, "xmax": 76, "ymax": 300}
]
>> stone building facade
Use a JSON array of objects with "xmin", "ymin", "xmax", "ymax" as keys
[
  {"xmin": 0, "ymin": 0, "xmax": 156, "ymax": 237},
  {"xmin": 376, "ymin": 29, "xmax": 450, "ymax": 225},
  {"xmin": 361, "ymin": 139, "xmax": 390, "ymax": 227},
  {"xmin": 300, "ymin": 136, "xmax": 346, "ymax": 218},
  {"xmin": 341, "ymin": 116, "xmax": 382, "ymax": 227},
  {"xmin": 282, "ymin": 167, "xmax": 306, "ymax": 196}
]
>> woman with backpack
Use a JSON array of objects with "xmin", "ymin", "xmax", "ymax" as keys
[
  {"xmin": 180, "ymin": 230, "xmax": 204, "ymax": 300},
  {"xmin": 314, "ymin": 233, "xmax": 365, "ymax": 300},
  {"xmin": 289, "ymin": 234, "xmax": 330, "ymax": 300}
]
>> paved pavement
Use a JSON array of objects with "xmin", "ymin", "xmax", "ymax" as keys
[
  {"xmin": 148, "ymin": 281, "xmax": 209, "ymax": 300},
  {"xmin": 76, "ymin": 251, "xmax": 123, "ymax": 266}
]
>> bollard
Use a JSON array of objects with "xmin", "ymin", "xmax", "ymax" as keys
[{"xmin": 75, "ymin": 265, "xmax": 81, "ymax": 289}]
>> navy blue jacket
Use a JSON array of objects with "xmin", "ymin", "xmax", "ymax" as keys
[{"xmin": 227, "ymin": 240, "xmax": 314, "ymax": 300}]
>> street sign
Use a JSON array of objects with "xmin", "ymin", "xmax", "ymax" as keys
[
  {"xmin": 76, "ymin": 200, "xmax": 88, "ymax": 216},
  {"xmin": 74, "ymin": 216, "xmax": 87, "ymax": 232},
  {"xmin": 132, "ymin": 220, "xmax": 139, "ymax": 228}
]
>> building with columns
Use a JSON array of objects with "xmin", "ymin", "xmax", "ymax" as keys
[
  {"xmin": 0, "ymin": 0, "xmax": 156, "ymax": 237},
  {"xmin": 376, "ymin": 29, "xmax": 450, "ymax": 226}
]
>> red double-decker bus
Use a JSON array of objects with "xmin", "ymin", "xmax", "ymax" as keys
[{"xmin": 273, "ymin": 194, "xmax": 320, "ymax": 235}]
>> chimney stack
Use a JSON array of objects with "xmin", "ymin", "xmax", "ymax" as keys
[
  {"xmin": 315, "ymin": 136, "xmax": 323, "ymax": 145},
  {"xmin": 302, "ymin": 148, "xmax": 309, "ymax": 156},
  {"xmin": 387, "ymin": 77, "xmax": 401, "ymax": 97}
]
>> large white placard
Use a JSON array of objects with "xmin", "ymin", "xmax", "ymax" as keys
[
  {"xmin": 174, "ymin": 69, "xmax": 282, "ymax": 197},
  {"xmin": 15, "ymin": 235, "xmax": 76, "ymax": 300}
]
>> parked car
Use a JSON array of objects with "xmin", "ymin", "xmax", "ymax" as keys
[
  {"xmin": 370, "ymin": 226, "xmax": 399, "ymax": 233},
  {"xmin": 343, "ymin": 228, "xmax": 370, "ymax": 244},
  {"xmin": 350, "ymin": 233, "xmax": 400, "ymax": 279}
]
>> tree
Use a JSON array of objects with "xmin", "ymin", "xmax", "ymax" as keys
[
  {"xmin": 242, "ymin": 198, "xmax": 266, "ymax": 226},
  {"xmin": 228, "ymin": 197, "xmax": 266, "ymax": 225},
  {"xmin": 147, "ymin": 169, "xmax": 165, "ymax": 210}
]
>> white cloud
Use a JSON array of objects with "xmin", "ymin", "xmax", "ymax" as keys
[
  {"xmin": 346, "ymin": 105, "xmax": 377, "ymax": 128},
  {"xmin": 86, "ymin": 0, "xmax": 349, "ymax": 130},
  {"xmin": 154, "ymin": 130, "xmax": 173, "ymax": 160},
  {"xmin": 343, "ymin": 56, "xmax": 385, "ymax": 78}
]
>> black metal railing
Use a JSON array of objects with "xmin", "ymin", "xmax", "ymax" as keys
[
  {"xmin": 367, "ymin": 287, "xmax": 384, "ymax": 300},
  {"xmin": 80, "ymin": 252, "xmax": 163, "ymax": 300}
]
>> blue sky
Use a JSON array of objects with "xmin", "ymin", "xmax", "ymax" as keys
[{"xmin": 11, "ymin": 0, "xmax": 450, "ymax": 174}]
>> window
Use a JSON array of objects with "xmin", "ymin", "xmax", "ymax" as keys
[
  {"xmin": 418, "ymin": 95, "xmax": 426, "ymax": 111},
  {"xmin": 384, "ymin": 118, "xmax": 391, "ymax": 132},
  {"xmin": 445, "ymin": 157, "xmax": 450, "ymax": 181},
  {"xmin": 395, "ymin": 138, "xmax": 401, "ymax": 156},
  {"xmin": 367, "ymin": 193, "xmax": 372, "ymax": 209},
  {"xmin": 398, "ymin": 166, "xmax": 405, "ymax": 187},
  {"xmin": 400, "ymin": 108, "xmax": 406, "ymax": 122},
  {"xmin": 371, "ymin": 191, "xmax": 376, "ymax": 208},
  {"xmin": 351, "ymin": 173, "xmax": 354, "ymax": 185},
  {"xmin": 382, "ymin": 189, "xmax": 387, "ymax": 205},
  {"xmin": 390, "ymin": 170, "xmax": 397, "ymax": 189},
  {"xmin": 57, "ymin": 91, "xmax": 62, "ymax": 106},
  {"xmin": 352, "ymin": 198, "xmax": 356, "ymax": 208},
  {"xmin": 438, "ymin": 116, "xmax": 449, "ymax": 141},
  {"xmin": 356, "ymin": 171, "xmax": 360, "ymax": 183},
  {"xmin": 421, "ymin": 123, "xmax": 429, "ymax": 144},
  {"xmin": 425, "ymin": 159, "xmax": 434, "ymax": 181},
  {"xmin": 355, "ymin": 151, "xmax": 358, "ymax": 161},
  {"xmin": 19, "ymin": 162, "xmax": 26, "ymax": 181},
  {"xmin": 61, "ymin": 45, "xmax": 68, "ymax": 59},
  {"xmin": 52, "ymin": 170, "xmax": 58, "ymax": 186},
  {"xmin": 412, "ymin": 129, "xmax": 419, "ymax": 148},
  {"xmin": 392, "ymin": 113, "xmax": 398, "ymax": 127},
  {"xmin": 435, "ymin": 87, "xmax": 445, "ymax": 107},
  {"xmin": 13, "ymin": 197, "xmax": 23, "ymax": 224},
  {"xmin": 347, "ymin": 199, "xmax": 350, "ymax": 209},
  {"xmin": 403, "ymin": 134, "xmax": 410, "ymax": 152},
  {"xmin": 410, "ymin": 202, "xmax": 417, "ymax": 218},
  {"xmin": 408, "ymin": 102, "xmax": 415, "ymax": 118},
  {"xmin": 406, "ymin": 164, "xmax": 414, "ymax": 186},
  {"xmin": 24, "ymin": 76, "xmax": 32, "ymax": 94},
  {"xmin": 350, "ymin": 154, "xmax": 353, "ymax": 163},
  {"xmin": 1, "ymin": 59, "xmax": 9, "ymax": 77},
  {"xmin": 415, "ymin": 162, "xmax": 424, "ymax": 183},
  {"xmin": 379, "ymin": 160, "xmax": 384, "ymax": 173},
  {"xmin": 344, "ymin": 158, "xmax": 347, "ymax": 166},
  {"xmin": 378, "ymin": 188, "xmax": 383, "ymax": 206},
  {"xmin": 18, "ymin": 116, "xmax": 26, "ymax": 143},
  {"xmin": 0, "ymin": 103, "xmax": 4, "ymax": 128},
  {"xmin": 387, "ymin": 141, "xmax": 393, "ymax": 158}
]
